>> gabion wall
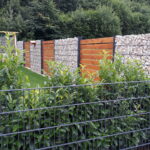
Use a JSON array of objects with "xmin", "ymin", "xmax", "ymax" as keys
[
  {"xmin": 30, "ymin": 40, "xmax": 42, "ymax": 74},
  {"xmin": 17, "ymin": 41, "xmax": 24, "ymax": 61},
  {"xmin": 115, "ymin": 34, "xmax": 150, "ymax": 74},
  {"xmin": 55, "ymin": 38, "xmax": 79, "ymax": 72}
]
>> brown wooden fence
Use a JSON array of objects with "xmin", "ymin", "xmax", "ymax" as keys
[
  {"xmin": 42, "ymin": 40, "xmax": 54, "ymax": 74},
  {"xmin": 24, "ymin": 42, "xmax": 30, "ymax": 68},
  {"xmin": 80, "ymin": 37, "xmax": 114, "ymax": 76}
]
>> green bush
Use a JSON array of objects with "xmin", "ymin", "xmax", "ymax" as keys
[
  {"xmin": 60, "ymin": 6, "xmax": 121, "ymax": 38},
  {"xmin": 0, "ymin": 33, "xmax": 23, "ymax": 90},
  {"xmin": 46, "ymin": 61, "xmax": 94, "ymax": 86},
  {"xmin": 97, "ymin": 52, "xmax": 150, "ymax": 148},
  {"xmin": 0, "ymin": 33, "xmax": 26, "ymax": 113},
  {"xmin": 99, "ymin": 53, "xmax": 148, "ymax": 83}
]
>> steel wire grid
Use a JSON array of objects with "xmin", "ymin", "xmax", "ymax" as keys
[{"xmin": 0, "ymin": 81, "xmax": 150, "ymax": 150}]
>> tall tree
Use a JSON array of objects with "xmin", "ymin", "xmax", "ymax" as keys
[
  {"xmin": 0, "ymin": 0, "xmax": 7, "ymax": 8},
  {"xmin": 27, "ymin": 0, "xmax": 61, "ymax": 40},
  {"xmin": 0, "ymin": 0, "xmax": 24, "ymax": 32},
  {"xmin": 55, "ymin": 0, "xmax": 78, "ymax": 12}
]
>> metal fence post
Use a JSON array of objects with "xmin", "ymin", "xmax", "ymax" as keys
[
  {"xmin": 23, "ymin": 41, "xmax": 25, "ymax": 67},
  {"xmin": 78, "ymin": 37, "xmax": 82, "ymax": 68},
  {"xmin": 41, "ymin": 40, "xmax": 44, "ymax": 74},
  {"xmin": 113, "ymin": 36, "xmax": 116, "ymax": 62}
]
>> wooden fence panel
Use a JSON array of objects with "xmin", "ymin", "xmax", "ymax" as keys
[
  {"xmin": 42, "ymin": 40, "xmax": 54, "ymax": 74},
  {"xmin": 24, "ymin": 42, "xmax": 30, "ymax": 68},
  {"xmin": 80, "ymin": 37, "xmax": 114, "ymax": 77}
]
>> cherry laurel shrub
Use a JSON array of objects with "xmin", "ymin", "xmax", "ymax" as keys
[
  {"xmin": 97, "ymin": 53, "xmax": 150, "ymax": 148},
  {"xmin": 0, "ymin": 34, "xmax": 26, "ymax": 115},
  {"xmin": 0, "ymin": 33, "xmax": 23, "ymax": 90}
]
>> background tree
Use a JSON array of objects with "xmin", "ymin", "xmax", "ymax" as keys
[
  {"xmin": 0, "ymin": 0, "xmax": 150, "ymax": 40},
  {"xmin": 26, "ymin": 0, "xmax": 61, "ymax": 40},
  {"xmin": 60, "ymin": 6, "xmax": 121, "ymax": 38},
  {"xmin": 54, "ymin": 0, "xmax": 78, "ymax": 12}
]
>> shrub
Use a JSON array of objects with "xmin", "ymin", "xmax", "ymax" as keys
[
  {"xmin": 0, "ymin": 33, "xmax": 23, "ymax": 90},
  {"xmin": 60, "ymin": 6, "xmax": 121, "ymax": 38},
  {"xmin": 0, "ymin": 33, "xmax": 26, "ymax": 114},
  {"xmin": 99, "ymin": 53, "xmax": 148, "ymax": 83},
  {"xmin": 96, "ymin": 52, "xmax": 150, "ymax": 148}
]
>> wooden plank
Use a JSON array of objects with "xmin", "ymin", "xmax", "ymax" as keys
[
  {"xmin": 80, "ymin": 49, "xmax": 113, "ymax": 55},
  {"xmin": 84, "ymin": 65, "xmax": 100, "ymax": 70},
  {"xmin": 43, "ymin": 55, "xmax": 54, "ymax": 58},
  {"xmin": 43, "ymin": 49, "xmax": 54, "ymax": 53},
  {"xmin": 43, "ymin": 48, "xmax": 54, "ymax": 51},
  {"xmin": 43, "ymin": 54, "xmax": 54, "ymax": 57},
  {"xmin": 80, "ymin": 54, "xmax": 113, "ymax": 60},
  {"xmin": 80, "ymin": 37, "xmax": 114, "ymax": 45},
  {"xmin": 43, "ymin": 57, "xmax": 54, "ymax": 60},
  {"xmin": 80, "ymin": 44, "xmax": 113, "ymax": 50},
  {"xmin": 80, "ymin": 55, "xmax": 103, "ymax": 60},
  {"xmin": 43, "ymin": 47, "xmax": 54, "ymax": 51},
  {"xmin": 42, "ymin": 41, "xmax": 54, "ymax": 44},
  {"xmin": 43, "ymin": 56, "xmax": 54, "ymax": 59},
  {"xmin": 43, "ymin": 45, "xmax": 54, "ymax": 49},
  {"xmin": 80, "ymin": 60, "xmax": 99, "ymax": 65},
  {"xmin": 81, "ymin": 69, "xmax": 99, "ymax": 76},
  {"xmin": 43, "ymin": 52, "xmax": 54, "ymax": 55},
  {"xmin": 43, "ymin": 52, "xmax": 54, "ymax": 56}
]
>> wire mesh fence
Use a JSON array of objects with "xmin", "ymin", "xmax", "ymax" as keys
[{"xmin": 0, "ymin": 81, "xmax": 150, "ymax": 150}]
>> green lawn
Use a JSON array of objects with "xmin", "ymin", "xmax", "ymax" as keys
[{"xmin": 19, "ymin": 67, "xmax": 49, "ymax": 88}]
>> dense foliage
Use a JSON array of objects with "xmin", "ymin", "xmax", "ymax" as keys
[
  {"xmin": 0, "ymin": 33, "xmax": 23, "ymax": 90},
  {"xmin": 1, "ymin": 0, "xmax": 150, "ymax": 40}
]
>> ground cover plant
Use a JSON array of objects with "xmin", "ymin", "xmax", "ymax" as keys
[{"xmin": 0, "ymin": 36, "xmax": 150, "ymax": 149}]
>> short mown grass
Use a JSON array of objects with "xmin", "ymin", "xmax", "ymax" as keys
[{"xmin": 19, "ymin": 67, "xmax": 49, "ymax": 88}]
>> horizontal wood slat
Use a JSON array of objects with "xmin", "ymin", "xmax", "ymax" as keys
[
  {"xmin": 80, "ymin": 55, "xmax": 103, "ymax": 60},
  {"xmin": 80, "ymin": 60, "xmax": 99, "ymax": 65},
  {"xmin": 43, "ymin": 51, "xmax": 54, "ymax": 55},
  {"xmin": 80, "ymin": 49, "xmax": 113, "ymax": 55},
  {"xmin": 43, "ymin": 57, "xmax": 54, "ymax": 60},
  {"xmin": 80, "ymin": 44, "xmax": 113, "ymax": 50},
  {"xmin": 81, "ymin": 37, "xmax": 114, "ymax": 45},
  {"xmin": 42, "ymin": 40, "xmax": 54, "ymax": 44},
  {"xmin": 83, "ymin": 55, "xmax": 112, "ymax": 60},
  {"xmin": 81, "ymin": 69, "xmax": 99, "ymax": 74},
  {"xmin": 42, "ymin": 45, "xmax": 54, "ymax": 49},
  {"xmin": 84, "ymin": 65, "xmax": 100, "ymax": 70}
]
